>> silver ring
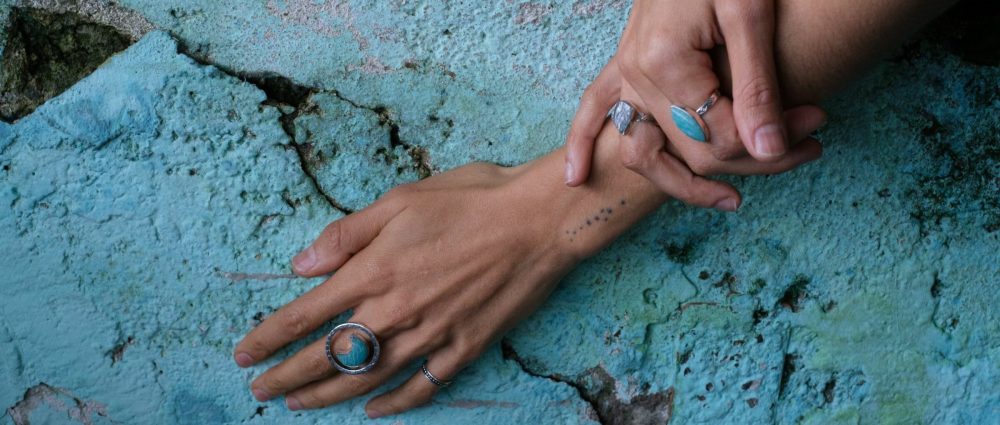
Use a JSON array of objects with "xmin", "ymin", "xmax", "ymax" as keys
[
  {"xmin": 670, "ymin": 90, "xmax": 720, "ymax": 143},
  {"xmin": 695, "ymin": 90, "xmax": 720, "ymax": 116},
  {"xmin": 325, "ymin": 322, "xmax": 381, "ymax": 375},
  {"xmin": 421, "ymin": 362, "xmax": 453, "ymax": 387},
  {"xmin": 607, "ymin": 100, "xmax": 657, "ymax": 135}
]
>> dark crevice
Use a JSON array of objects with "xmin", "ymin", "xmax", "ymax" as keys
[
  {"xmin": 107, "ymin": 335, "xmax": 135, "ymax": 366},
  {"xmin": 501, "ymin": 339, "xmax": 674, "ymax": 425},
  {"xmin": 776, "ymin": 275, "xmax": 810, "ymax": 313},
  {"xmin": 822, "ymin": 376, "xmax": 837, "ymax": 404},
  {"xmin": 1, "ymin": 6, "xmax": 134, "ymax": 122},
  {"xmin": 777, "ymin": 353, "xmax": 798, "ymax": 399}
]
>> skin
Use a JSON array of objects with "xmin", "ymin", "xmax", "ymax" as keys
[
  {"xmin": 234, "ymin": 0, "xmax": 957, "ymax": 419},
  {"xmin": 565, "ymin": 0, "xmax": 957, "ymax": 210}
]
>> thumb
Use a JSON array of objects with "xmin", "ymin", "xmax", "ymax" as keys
[{"xmin": 719, "ymin": 0, "xmax": 788, "ymax": 161}]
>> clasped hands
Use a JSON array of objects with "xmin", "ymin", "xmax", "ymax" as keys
[{"xmin": 233, "ymin": 0, "xmax": 827, "ymax": 419}]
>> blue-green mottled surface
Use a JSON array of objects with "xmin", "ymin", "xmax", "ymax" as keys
[
  {"xmin": 336, "ymin": 335, "xmax": 370, "ymax": 369},
  {"xmin": 1, "ymin": 1, "xmax": 998, "ymax": 424},
  {"xmin": 670, "ymin": 105, "xmax": 707, "ymax": 142}
]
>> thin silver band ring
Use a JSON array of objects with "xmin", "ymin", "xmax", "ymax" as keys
[{"xmin": 421, "ymin": 362, "xmax": 453, "ymax": 387}]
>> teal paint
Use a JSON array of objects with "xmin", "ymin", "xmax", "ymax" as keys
[
  {"xmin": 1, "ymin": 2, "xmax": 997, "ymax": 424},
  {"xmin": 670, "ymin": 105, "xmax": 707, "ymax": 142},
  {"xmin": 336, "ymin": 335, "xmax": 370, "ymax": 368}
]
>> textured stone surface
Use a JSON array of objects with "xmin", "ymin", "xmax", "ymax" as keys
[{"xmin": 1, "ymin": 1, "xmax": 998, "ymax": 424}]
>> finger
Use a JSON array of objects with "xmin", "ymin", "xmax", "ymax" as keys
[
  {"xmin": 291, "ymin": 199, "xmax": 403, "ymax": 277},
  {"xmin": 614, "ymin": 83, "xmax": 742, "ymax": 211},
  {"xmin": 686, "ymin": 101, "xmax": 826, "ymax": 161},
  {"xmin": 285, "ymin": 333, "xmax": 426, "ymax": 410},
  {"xmin": 783, "ymin": 106, "xmax": 828, "ymax": 142},
  {"xmin": 623, "ymin": 123, "xmax": 742, "ymax": 211},
  {"xmin": 365, "ymin": 346, "xmax": 470, "ymax": 418},
  {"xmin": 233, "ymin": 253, "xmax": 382, "ymax": 367},
  {"xmin": 668, "ymin": 136, "xmax": 823, "ymax": 177},
  {"xmin": 718, "ymin": 0, "xmax": 790, "ymax": 161},
  {"xmin": 250, "ymin": 338, "xmax": 332, "ymax": 401},
  {"xmin": 565, "ymin": 59, "xmax": 622, "ymax": 187}
]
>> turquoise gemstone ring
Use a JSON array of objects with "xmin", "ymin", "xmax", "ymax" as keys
[
  {"xmin": 325, "ymin": 322, "xmax": 381, "ymax": 374},
  {"xmin": 670, "ymin": 90, "xmax": 720, "ymax": 143}
]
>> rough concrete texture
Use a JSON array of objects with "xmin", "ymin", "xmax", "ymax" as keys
[{"xmin": 0, "ymin": 1, "xmax": 997, "ymax": 424}]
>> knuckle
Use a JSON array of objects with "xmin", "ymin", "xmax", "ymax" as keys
[
  {"xmin": 737, "ymin": 75, "xmax": 779, "ymax": 110},
  {"xmin": 304, "ymin": 349, "xmax": 331, "ymax": 375},
  {"xmin": 295, "ymin": 391, "xmax": 323, "ymax": 409},
  {"xmin": 260, "ymin": 374, "xmax": 289, "ymax": 394},
  {"xmin": 411, "ymin": 386, "xmax": 437, "ymax": 407},
  {"xmin": 580, "ymin": 84, "xmax": 601, "ymax": 107},
  {"xmin": 348, "ymin": 374, "xmax": 379, "ymax": 395},
  {"xmin": 276, "ymin": 307, "xmax": 311, "ymax": 339},
  {"xmin": 688, "ymin": 156, "xmax": 717, "ymax": 176},
  {"xmin": 718, "ymin": 0, "xmax": 768, "ymax": 26},
  {"xmin": 635, "ymin": 46, "xmax": 667, "ymax": 78},
  {"xmin": 381, "ymin": 297, "xmax": 419, "ymax": 331},
  {"xmin": 322, "ymin": 220, "xmax": 345, "ymax": 252},
  {"xmin": 620, "ymin": 146, "xmax": 647, "ymax": 171}
]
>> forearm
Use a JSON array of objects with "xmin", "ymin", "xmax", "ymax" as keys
[{"xmin": 717, "ymin": 0, "xmax": 957, "ymax": 104}]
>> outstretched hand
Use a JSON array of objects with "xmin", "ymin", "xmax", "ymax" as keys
[{"xmin": 233, "ymin": 161, "xmax": 585, "ymax": 418}]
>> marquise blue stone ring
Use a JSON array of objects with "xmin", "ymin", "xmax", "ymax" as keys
[
  {"xmin": 670, "ymin": 90, "xmax": 720, "ymax": 143},
  {"xmin": 607, "ymin": 100, "xmax": 656, "ymax": 136},
  {"xmin": 325, "ymin": 322, "xmax": 381, "ymax": 375}
]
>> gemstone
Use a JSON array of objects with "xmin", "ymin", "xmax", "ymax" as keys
[
  {"xmin": 670, "ymin": 105, "xmax": 706, "ymax": 142},
  {"xmin": 335, "ymin": 334, "xmax": 370, "ymax": 368},
  {"xmin": 609, "ymin": 101, "xmax": 636, "ymax": 135}
]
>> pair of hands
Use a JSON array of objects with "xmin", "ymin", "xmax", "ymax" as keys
[
  {"xmin": 232, "ymin": 0, "xmax": 827, "ymax": 419},
  {"xmin": 565, "ymin": 0, "xmax": 825, "ymax": 208}
]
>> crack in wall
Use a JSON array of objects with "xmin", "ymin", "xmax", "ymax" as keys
[
  {"xmin": 500, "ymin": 339, "xmax": 674, "ymax": 425},
  {"xmin": 168, "ymin": 38, "xmax": 437, "ymax": 212}
]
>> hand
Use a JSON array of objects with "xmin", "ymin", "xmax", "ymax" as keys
[
  {"xmin": 565, "ymin": 0, "xmax": 827, "ymax": 208},
  {"xmin": 232, "ymin": 159, "xmax": 591, "ymax": 418}
]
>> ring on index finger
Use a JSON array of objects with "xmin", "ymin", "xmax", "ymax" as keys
[{"xmin": 607, "ymin": 100, "xmax": 656, "ymax": 136}]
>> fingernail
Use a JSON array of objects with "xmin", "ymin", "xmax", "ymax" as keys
[
  {"xmin": 292, "ymin": 247, "xmax": 316, "ymax": 273},
  {"xmin": 564, "ymin": 159, "xmax": 574, "ymax": 185},
  {"xmin": 252, "ymin": 388, "xmax": 271, "ymax": 402},
  {"xmin": 367, "ymin": 407, "xmax": 385, "ymax": 419},
  {"xmin": 235, "ymin": 352, "xmax": 254, "ymax": 367},
  {"xmin": 286, "ymin": 396, "xmax": 303, "ymax": 411},
  {"xmin": 753, "ymin": 124, "xmax": 786, "ymax": 158},
  {"xmin": 713, "ymin": 198, "xmax": 739, "ymax": 212}
]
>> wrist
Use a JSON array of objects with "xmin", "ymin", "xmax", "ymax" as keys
[{"xmin": 509, "ymin": 125, "xmax": 668, "ymax": 261}]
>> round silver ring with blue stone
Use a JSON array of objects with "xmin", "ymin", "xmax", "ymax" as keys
[
  {"xmin": 421, "ymin": 362, "xmax": 453, "ymax": 387},
  {"xmin": 325, "ymin": 322, "xmax": 381, "ymax": 375},
  {"xmin": 607, "ymin": 100, "xmax": 656, "ymax": 136},
  {"xmin": 670, "ymin": 90, "xmax": 720, "ymax": 143}
]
